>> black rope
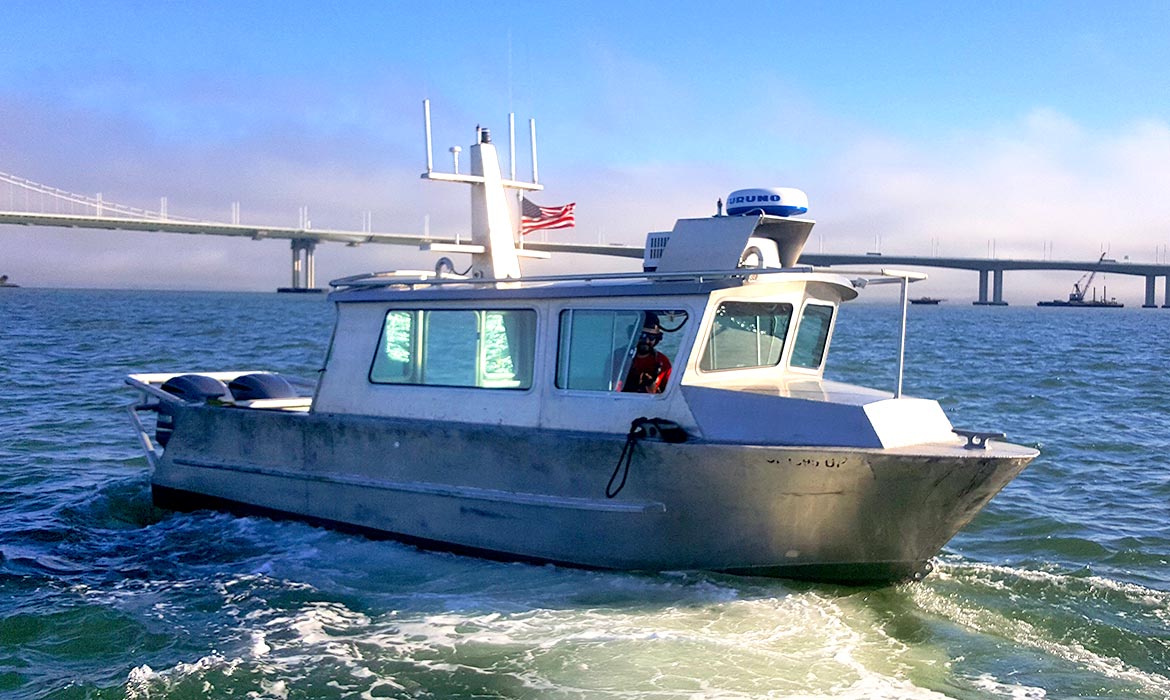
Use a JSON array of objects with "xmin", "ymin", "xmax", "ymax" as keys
[
  {"xmin": 607, "ymin": 417, "xmax": 648, "ymax": 499},
  {"xmin": 434, "ymin": 256, "xmax": 473, "ymax": 277}
]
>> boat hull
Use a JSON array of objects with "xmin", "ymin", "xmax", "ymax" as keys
[
  {"xmin": 1036, "ymin": 300, "xmax": 1123, "ymax": 307},
  {"xmin": 152, "ymin": 405, "xmax": 1036, "ymax": 583}
]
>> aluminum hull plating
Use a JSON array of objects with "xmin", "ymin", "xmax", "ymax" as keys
[{"xmin": 153, "ymin": 404, "xmax": 1034, "ymax": 583}]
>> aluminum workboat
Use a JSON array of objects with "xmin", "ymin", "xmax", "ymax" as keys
[{"xmin": 126, "ymin": 106, "xmax": 1037, "ymax": 583}]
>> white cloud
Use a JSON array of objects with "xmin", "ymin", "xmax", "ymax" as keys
[{"xmin": 802, "ymin": 110, "xmax": 1170, "ymax": 303}]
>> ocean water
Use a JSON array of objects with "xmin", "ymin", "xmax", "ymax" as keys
[{"xmin": 1, "ymin": 288, "xmax": 1168, "ymax": 699}]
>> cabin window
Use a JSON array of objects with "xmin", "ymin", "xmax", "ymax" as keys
[
  {"xmin": 790, "ymin": 304, "xmax": 834, "ymax": 370},
  {"xmin": 422, "ymin": 310, "xmax": 479, "ymax": 386},
  {"xmin": 556, "ymin": 309, "xmax": 687, "ymax": 393},
  {"xmin": 369, "ymin": 309, "xmax": 536, "ymax": 389},
  {"xmin": 371, "ymin": 311, "xmax": 415, "ymax": 382},
  {"xmin": 699, "ymin": 301, "xmax": 793, "ymax": 371}
]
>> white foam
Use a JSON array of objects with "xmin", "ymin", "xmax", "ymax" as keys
[
  {"xmin": 912, "ymin": 584, "xmax": 1170, "ymax": 697},
  {"xmin": 225, "ymin": 589, "xmax": 965, "ymax": 698},
  {"xmin": 936, "ymin": 558, "xmax": 1170, "ymax": 608},
  {"xmin": 969, "ymin": 673, "xmax": 1047, "ymax": 698},
  {"xmin": 258, "ymin": 678, "xmax": 289, "ymax": 699},
  {"xmin": 250, "ymin": 630, "xmax": 271, "ymax": 657},
  {"xmin": 124, "ymin": 561, "xmax": 1169, "ymax": 699},
  {"xmin": 123, "ymin": 654, "xmax": 243, "ymax": 698}
]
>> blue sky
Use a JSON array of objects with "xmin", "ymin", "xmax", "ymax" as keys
[{"xmin": 3, "ymin": 2, "xmax": 1170, "ymax": 299}]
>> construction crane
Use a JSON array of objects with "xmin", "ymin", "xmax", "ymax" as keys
[{"xmin": 1067, "ymin": 252, "xmax": 1108, "ymax": 302}]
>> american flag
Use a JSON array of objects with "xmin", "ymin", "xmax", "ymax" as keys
[{"xmin": 520, "ymin": 197, "xmax": 575, "ymax": 235}]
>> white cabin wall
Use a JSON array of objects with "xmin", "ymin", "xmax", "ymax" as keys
[
  {"xmin": 313, "ymin": 294, "xmax": 705, "ymax": 435},
  {"xmin": 674, "ymin": 276, "xmax": 958, "ymax": 448},
  {"xmin": 314, "ymin": 301, "xmax": 545, "ymax": 426},
  {"xmin": 314, "ymin": 303, "xmax": 384, "ymax": 410}
]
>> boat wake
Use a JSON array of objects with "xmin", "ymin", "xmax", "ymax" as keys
[
  {"xmin": 113, "ymin": 562, "xmax": 1055, "ymax": 700},
  {"xmin": 915, "ymin": 558, "xmax": 1170, "ymax": 699}
]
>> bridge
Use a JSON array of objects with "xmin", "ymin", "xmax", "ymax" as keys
[
  {"xmin": 0, "ymin": 170, "xmax": 631, "ymax": 291},
  {"xmin": 799, "ymin": 253, "xmax": 1170, "ymax": 308},
  {"xmin": 3, "ymin": 169, "xmax": 1170, "ymax": 304}
]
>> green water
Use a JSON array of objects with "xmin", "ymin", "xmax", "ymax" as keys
[{"xmin": 1, "ymin": 289, "xmax": 1168, "ymax": 698}]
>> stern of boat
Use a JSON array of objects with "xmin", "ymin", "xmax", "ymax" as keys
[{"xmin": 125, "ymin": 370, "xmax": 315, "ymax": 470}]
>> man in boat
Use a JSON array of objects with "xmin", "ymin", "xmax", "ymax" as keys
[{"xmin": 622, "ymin": 313, "xmax": 672, "ymax": 394}]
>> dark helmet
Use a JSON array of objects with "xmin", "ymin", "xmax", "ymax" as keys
[{"xmin": 641, "ymin": 312, "xmax": 663, "ymax": 339}]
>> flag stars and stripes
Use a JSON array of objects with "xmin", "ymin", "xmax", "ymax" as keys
[{"xmin": 520, "ymin": 197, "xmax": 575, "ymax": 235}]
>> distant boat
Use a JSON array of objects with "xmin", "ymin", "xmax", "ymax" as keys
[
  {"xmin": 0, "ymin": 274, "xmax": 18, "ymax": 288},
  {"xmin": 1037, "ymin": 294, "xmax": 1123, "ymax": 308},
  {"xmin": 1038, "ymin": 255, "xmax": 1123, "ymax": 307},
  {"xmin": 276, "ymin": 287, "xmax": 325, "ymax": 294},
  {"xmin": 909, "ymin": 297, "xmax": 943, "ymax": 305}
]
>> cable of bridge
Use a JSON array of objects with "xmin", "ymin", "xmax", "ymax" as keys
[{"xmin": 0, "ymin": 170, "xmax": 205, "ymax": 223}]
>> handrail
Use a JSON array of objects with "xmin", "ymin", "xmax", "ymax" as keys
[
  {"xmin": 846, "ymin": 268, "xmax": 928, "ymax": 398},
  {"xmin": 329, "ymin": 265, "xmax": 839, "ymax": 290}
]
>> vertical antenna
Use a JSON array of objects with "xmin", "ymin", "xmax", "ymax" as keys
[
  {"xmin": 510, "ymin": 113, "xmax": 520, "ymax": 247},
  {"xmin": 896, "ymin": 275, "xmax": 908, "ymax": 398},
  {"xmin": 529, "ymin": 118, "xmax": 539, "ymax": 184},
  {"xmin": 509, "ymin": 113, "xmax": 516, "ymax": 181},
  {"xmin": 423, "ymin": 99, "xmax": 434, "ymax": 173}
]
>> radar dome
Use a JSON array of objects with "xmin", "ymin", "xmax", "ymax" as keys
[{"xmin": 726, "ymin": 187, "xmax": 808, "ymax": 217}]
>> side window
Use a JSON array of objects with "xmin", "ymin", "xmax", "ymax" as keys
[
  {"xmin": 370, "ymin": 309, "xmax": 535, "ymax": 389},
  {"xmin": 700, "ymin": 301, "xmax": 793, "ymax": 371},
  {"xmin": 557, "ymin": 309, "xmax": 687, "ymax": 393},
  {"xmin": 371, "ymin": 310, "xmax": 416, "ymax": 383},
  {"xmin": 481, "ymin": 310, "xmax": 536, "ymax": 388},
  {"xmin": 556, "ymin": 310, "xmax": 642, "ymax": 391},
  {"xmin": 423, "ymin": 310, "xmax": 478, "ymax": 386},
  {"xmin": 790, "ymin": 304, "xmax": 834, "ymax": 370}
]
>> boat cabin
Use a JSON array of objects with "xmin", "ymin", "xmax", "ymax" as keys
[{"xmin": 315, "ymin": 213, "xmax": 953, "ymax": 449}]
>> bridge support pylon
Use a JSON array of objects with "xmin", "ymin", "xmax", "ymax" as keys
[
  {"xmin": 1144, "ymin": 275, "xmax": 1158, "ymax": 308},
  {"xmin": 973, "ymin": 268, "xmax": 1008, "ymax": 306},
  {"xmin": 278, "ymin": 238, "xmax": 322, "ymax": 294},
  {"xmin": 1163, "ymin": 274, "xmax": 1170, "ymax": 308}
]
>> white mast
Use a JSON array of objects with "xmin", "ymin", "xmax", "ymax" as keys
[
  {"xmin": 469, "ymin": 127, "xmax": 520, "ymax": 278},
  {"xmin": 419, "ymin": 100, "xmax": 548, "ymax": 279}
]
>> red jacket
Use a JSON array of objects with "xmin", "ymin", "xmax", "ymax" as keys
[{"xmin": 622, "ymin": 351, "xmax": 672, "ymax": 393}]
